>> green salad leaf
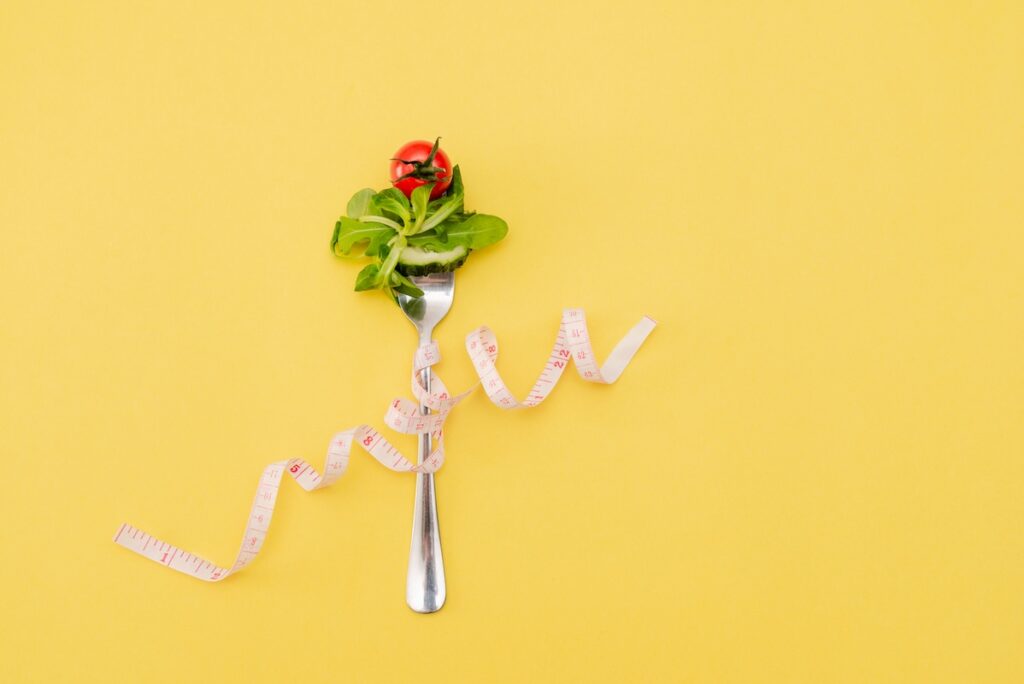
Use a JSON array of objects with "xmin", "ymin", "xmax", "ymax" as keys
[
  {"xmin": 410, "ymin": 184, "xmax": 432, "ymax": 229},
  {"xmin": 409, "ymin": 214, "xmax": 508, "ymax": 250},
  {"xmin": 354, "ymin": 263, "xmax": 382, "ymax": 291},
  {"xmin": 420, "ymin": 189, "xmax": 463, "ymax": 234},
  {"xmin": 390, "ymin": 271, "xmax": 425, "ymax": 298},
  {"xmin": 346, "ymin": 188, "xmax": 375, "ymax": 218},
  {"xmin": 332, "ymin": 217, "xmax": 395, "ymax": 257},
  {"xmin": 363, "ymin": 229, "xmax": 394, "ymax": 257}
]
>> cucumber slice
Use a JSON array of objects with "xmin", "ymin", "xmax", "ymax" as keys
[{"xmin": 396, "ymin": 244, "xmax": 470, "ymax": 276}]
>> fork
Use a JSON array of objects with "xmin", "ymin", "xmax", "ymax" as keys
[{"xmin": 397, "ymin": 271, "xmax": 454, "ymax": 613}]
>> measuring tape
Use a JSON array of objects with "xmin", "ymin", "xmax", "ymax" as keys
[{"xmin": 114, "ymin": 308, "xmax": 657, "ymax": 581}]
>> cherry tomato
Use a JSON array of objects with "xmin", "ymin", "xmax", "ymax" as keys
[{"xmin": 389, "ymin": 138, "xmax": 452, "ymax": 200}]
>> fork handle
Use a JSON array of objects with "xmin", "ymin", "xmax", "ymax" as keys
[{"xmin": 406, "ymin": 365, "xmax": 446, "ymax": 613}]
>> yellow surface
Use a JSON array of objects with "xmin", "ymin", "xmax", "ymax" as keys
[{"xmin": 1, "ymin": 1, "xmax": 1022, "ymax": 682}]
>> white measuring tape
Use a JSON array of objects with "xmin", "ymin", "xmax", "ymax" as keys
[{"xmin": 114, "ymin": 308, "xmax": 656, "ymax": 581}]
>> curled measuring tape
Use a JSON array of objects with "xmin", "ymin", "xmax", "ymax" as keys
[{"xmin": 114, "ymin": 308, "xmax": 656, "ymax": 581}]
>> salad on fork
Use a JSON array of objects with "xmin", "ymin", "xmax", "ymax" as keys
[
  {"xmin": 331, "ymin": 139, "xmax": 508, "ymax": 611},
  {"xmin": 331, "ymin": 137, "xmax": 508, "ymax": 302}
]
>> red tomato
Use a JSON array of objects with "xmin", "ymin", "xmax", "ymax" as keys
[{"xmin": 389, "ymin": 138, "xmax": 453, "ymax": 200}]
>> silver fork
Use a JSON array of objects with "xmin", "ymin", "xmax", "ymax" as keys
[{"xmin": 397, "ymin": 271, "xmax": 454, "ymax": 613}]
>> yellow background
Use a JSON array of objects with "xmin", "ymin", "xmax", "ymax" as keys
[{"xmin": 1, "ymin": 1, "xmax": 1021, "ymax": 682}]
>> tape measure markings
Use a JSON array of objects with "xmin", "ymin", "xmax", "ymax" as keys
[{"xmin": 115, "ymin": 309, "xmax": 656, "ymax": 581}]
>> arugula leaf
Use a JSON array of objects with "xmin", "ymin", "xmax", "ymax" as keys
[
  {"xmin": 354, "ymin": 263, "xmax": 382, "ymax": 291},
  {"xmin": 420, "ymin": 188, "xmax": 464, "ymax": 233},
  {"xmin": 364, "ymin": 230, "xmax": 395, "ymax": 258},
  {"xmin": 409, "ymin": 213, "xmax": 507, "ymax": 250},
  {"xmin": 373, "ymin": 187, "xmax": 411, "ymax": 224},
  {"xmin": 377, "ymin": 187, "xmax": 409, "ymax": 205},
  {"xmin": 410, "ymin": 184, "xmax": 432, "ymax": 229},
  {"xmin": 450, "ymin": 214, "xmax": 507, "ymax": 248},
  {"xmin": 331, "ymin": 220, "xmax": 343, "ymax": 251},
  {"xmin": 390, "ymin": 271, "xmax": 425, "ymax": 298},
  {"xmin": 346, "ymin": 188, "xmax": 376, "ymax": 218},
  {"xmin": 358, "ymin": 214, "xmax": 402, "ymax": 231},
  {"xmin": 432, "ymin": 221, "xmax": 449, "ymax": 243},
  {"xmin": 375, "ymin": 233, "xmax": 405, "ymax": 294},
  {"xmin": 449, "ymin": 164, "xmax": 463, "ymax": 198},
  {"xmin": 332, "ymin": 217, "xmax": 394, "ymax": 256}
]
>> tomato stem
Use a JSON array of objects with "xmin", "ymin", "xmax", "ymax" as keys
[
  {"xmin": 391, "ymin": 137, "xmax": 448, "ymax": 184},
  {"xmin": 423, "ymin": 137, "xmax": 441, "ymax": 165}
]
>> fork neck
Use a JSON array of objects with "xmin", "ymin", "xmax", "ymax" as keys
[{"xmin": 418, "ymin": 328, "xmax": 435, "ymax": 350}]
